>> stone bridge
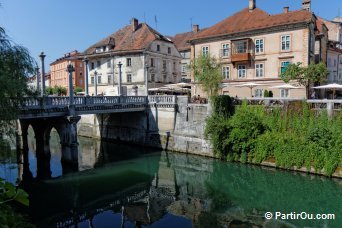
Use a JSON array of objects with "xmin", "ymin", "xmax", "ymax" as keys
[{"xmin": 15, "ymin": 95, "xmax": 177, "ymax": 173}]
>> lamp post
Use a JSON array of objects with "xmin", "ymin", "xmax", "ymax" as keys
[
  {"xmin": 118, "ymin": 62, "xmax": 122, "ymax": 96},
  {"xmin": 145, "ymin": 63, "xmax": 149, "ymax": 96},
  {"xmin": 35, "ymin": 66, "xmax": 40, "ymax": 94},
  {"xmin": 83, "ymin": 57, "xmax": 89, "ymax": 96},
  {"xmin": 67, "ymin": 61, "xmax": 75, "ymax": 105},
  {"xmin": 39, "ymin": 52, "xmax": 46, "ymax": 96},
  {"xmin": 94, "ymin": 70, "xmax": 98, "ymax": 96}
]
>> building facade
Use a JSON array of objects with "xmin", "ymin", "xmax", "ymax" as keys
[
  {"xmin": 327, "ymin": 43, "xmax": 342, "ymax": 85},
  {"xmin": 50, "ymin": 50, "xmax": 85, "ymax": 93},
  {"xmin": 83, "ymin": 18, "xmax": 181, "ymax": 96},
  {"xmin": 171, "ymin": 25, "xmax": 201, "ymax": 82},
  {"xmin": 188, "ymin": 0, "xmax": 322, "ymax": 99}
]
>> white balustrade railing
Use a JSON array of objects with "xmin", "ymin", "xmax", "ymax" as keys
[
  {"xmin": 148, "ymin": 95, "xmax": 176, "ymax": 104},
  {"xmin": 19, "ymin": 96, "xmax": 148, "ymax": 109}
]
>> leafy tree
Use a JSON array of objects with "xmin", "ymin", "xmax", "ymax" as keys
[
  {"xmin": 74, "ymin": 86, "xmax": 84, "ymax": 94},
  {"xmin": 46, "ymin": 86, "xmax": 54, "ymax": 95},
  {"xmin": 189, "ymin": 54, "xmax": 223, "ymax": 98},
  {"xmin": 280, "ymin": 62, "xmax": 328, "ymax": 97},
  {"xmin": 0, "ymin": 27, "xmax": 35, "ymax": 137}
]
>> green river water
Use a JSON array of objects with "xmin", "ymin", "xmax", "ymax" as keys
[{"xmin": 0, "ymin": 131, "xmax": 341, "ymax": 228}]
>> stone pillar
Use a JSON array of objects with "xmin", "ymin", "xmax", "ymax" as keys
[
  {"xmin": 327, "ymin": 101, "xmax": 334, "ymax": 119},
  {"xmin": 67, "ymin": 62, "xmax": 75, "ymax": 105},
  {"xmin": 83, "ymin": 58, "xmax": 89, "ymax": 96},
  {"xmin": 34, "ymin": 126, "xmax": 51, "ymax": 180},
  {"xmin": 118, "ymin": 62, "xmax": 122, "ymax": 96},
  {"xmin": 61, "ymin": 116, "xmax": 81, "ymax": 168},
  {"xmin": 94, "ymin": 70, "xmax": 98, "ymax": 96},
  {"xmin": 35, "ymin": 66, "xmax": 40, "ymax": 94},
  {"xmin": 145, "ymin": 63, "xmax": 149, "ymax": 96},
  {"xmin": 39, "ymin": 52, "xmax": 46, "ymax": 96}
]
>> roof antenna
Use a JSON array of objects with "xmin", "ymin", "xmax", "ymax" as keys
[
  {"xmin": 154, "ymin": 15, "xmax": 158, "ymax": 30},
  {"xmin": 190, "ymin": 17, "xmax": 193, "ymax": 31}
]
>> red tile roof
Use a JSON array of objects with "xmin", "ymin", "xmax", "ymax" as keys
[
  {"xmin": 190, "ymin": 8, "xmax": 314, "ymax": 42},
  {"xmin": 84, "ymin": 23, "xmax": 172, "ymax": 55},
  {"xmin": 170, "ymin": 31, "xmax": 195, "ymax": 51}
]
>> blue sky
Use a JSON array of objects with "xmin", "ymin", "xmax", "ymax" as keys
[{"xmin": 1, "ymin": 0, "xmax": 341, "ymax": 68}]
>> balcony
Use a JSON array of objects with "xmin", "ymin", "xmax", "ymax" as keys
[{"xmin": 231, "ymin": 39, "xmax": 253, "ymax": 63}]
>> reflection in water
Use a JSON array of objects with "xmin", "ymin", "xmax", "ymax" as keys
[{"xmin": 0, "ymin": 132, "xmax": 341, "ymax": 227}]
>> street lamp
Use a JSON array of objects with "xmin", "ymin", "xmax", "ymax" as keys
[
  {"xmin": 118, "ymin": 62, "xmax": 122, "ymax": 96},
  {"xmin": 39, "ymin": 52, "xmax": 46, "ymax": 96},
  {"xmin": 145, "ymin": 63, "xmax": 149, "ymax": 96},
  {"xmin": 66, "ymin": 61, "xmax": 75, "ymax": 105},
  {"xmin": 35, "ymin": 66, "xmax": 40, "ymax": 95},
  {"xmin": 94, "ymin": 70, "xmax": 98, "ymax": 96},
  {"xmin": 83, "ymin": 57, "xmax": 89, "ymax": 96}
]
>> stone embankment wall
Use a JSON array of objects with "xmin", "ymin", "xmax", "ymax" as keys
[{"xmin": 77, "ymin": 96, "xmax": 213, "ymax": 156}]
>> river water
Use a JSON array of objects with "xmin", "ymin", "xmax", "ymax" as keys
[{"xmin": 0, "ymin": 131, "xmax": 341, "ymax": 228}]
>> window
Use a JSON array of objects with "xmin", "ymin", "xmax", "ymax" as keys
[
  {"xmin": 255, "ymin": 89, "xmax": 263, "ymax": 98},
  {"xmin": 97, "ymin": 75, "xmax": 102, "ymax": 84},
  {"xmin": 91, "ymin": 76, "xmax": 95, "ymax": 84},
  {"xmin": 168, "ymin": 47, "xmax": 171, "ymax": 54},
  {"xmin": 222, "ymin": 43, "xmax": 230, "ymax": 57},
  {"xmin": 163, "ymin": 74, "xmax": 167, "ymax": 82},
  {"xmin": 202, "ymin": 46, "xmax": 209, "ymax": 56},
  {"xmin": 173, "ymin": 62, "xmax": 176, "ymax": 70},
  {"xmin": 281, "ymin": 35, "xmax": 291, "ymax": 51},
  {"xmin": 255, "ymin": 39, "xmax": 264, "ymax": 53},
  {"xmin": 157, "ymin": 45, "xmax": 160, "ymax": 52},
  {"xmin": 91, "ymin": 62, "xmax": 95, "ymax": 70},
  {"xmin": 163, "ymin": 60, "xmax": 167, "ymax": 69},
  {"xmin": 334, "ymin": 59, "xmax": 337, "ymax": 67},
  {"xmin": 108, "ymin": 74, "xmax": 112, "ymax": 84},
  {"xmin": 97, "ymin": 60, "xmax": 101, "ymax": 69},
  {"xmin": 255, "ymin": 63, "xmax": 264, "ymax": 77},
  {"xmin": 151, "ymin": 74, "xmax": 155, "ymax": 82},
  {"xmin": 107, "ymin": 59, "xmax": 111, "ymax": 68},
  {"xmin": 127, "ymin": 58, "xmax": 132, "ymax": 66},
  {"xmin": 181, "ymin": 52, "xmax": 186, "ymax": 58},
  {"xmin": 181, "ymin": 64, "xmax": 187, "ymax": 73},
  {"xmin": 238, "ymin": 65, "xmax": 247, "ymax": 78},
  {"xmin": 280, "ymin": 89, "xmax": 289, "ymax": 98},
  {"xmin": 127, "ymin": 74, "xmax": 132, "ymax": 83},
  {"xmin": 280, "ymin": 61, "xmax": 290, "ymax": 74},
  {"xmin": 236, "ymin": 41, "xmax": 247, "ymax": 53},
  {"xmin": 151, "ymin": 58, "xmax": 154, "ymax": 67},
  {"xmin": 222, "ymin": 66, "xmax": 230, "ymax": 79}
]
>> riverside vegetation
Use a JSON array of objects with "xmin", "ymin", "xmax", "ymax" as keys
[{"xmin": 205, "ymin": 96, "xmax": 342, "ymax": 177}]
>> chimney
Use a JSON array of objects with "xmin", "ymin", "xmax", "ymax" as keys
[
  {"xmin": 193, "ymin": 24, "xmax": 199, "ymax": 33},
  {"xmin": 131, "ymin": 18, "xmax": 138, "ymax": 32},
  {"xmin": 283, "ymin": 6, "xmax": 289, "ymax": 13},
  {"xmin": 249, "ymin": 0, "xmax": 256, "ymax": 12},
  {"xmin": 302, "ymin": 0, "xmax": 311, "ymax": 11}
]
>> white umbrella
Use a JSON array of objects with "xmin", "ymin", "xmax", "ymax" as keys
[
  {"xmin": 270, "ymin": 84, "xmax": 300, "ymax": 89},
  {"xmin": 313, "ymin": 83, "xmax": 342, "ymax": 99},
  {"xmin": 167, "ymin": 82, "xmax": 192, "ymax": 88},
  {"xmin": 235, "ymin": 83, "xmax": 263, "ymax": 97},
  {"xmin": 270, "ymin": 84, "xmax": 300, "ymax": 98}
]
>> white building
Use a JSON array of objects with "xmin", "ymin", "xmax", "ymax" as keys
[{"xmin": 83, "ymin": 18, "xmax": 181, "ymax": 96}]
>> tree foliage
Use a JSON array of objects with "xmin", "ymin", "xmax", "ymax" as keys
[
  {"xmin": 0, "ymin": 27, "xmax": 35, "ymax": 136},
  {"xmin": 280, "ymin": 62, "xmax": 328, "ymax": 88},
  {"xmin": 189, "ymin": 54, "xmax": 223, "ymax": 98}
]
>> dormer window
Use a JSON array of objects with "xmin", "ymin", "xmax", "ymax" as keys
[{"xmin": 157, "ymin": 45, "xmax": 160, "ymax": 52}]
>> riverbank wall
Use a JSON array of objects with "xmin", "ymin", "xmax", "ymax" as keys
[
  {"xmin": 77, "ymin": 96, "xmax": 342, "ymax": 178},
  {"xmin": 77, "ymin": 96, "xmax": 213, "ymax": 157}
]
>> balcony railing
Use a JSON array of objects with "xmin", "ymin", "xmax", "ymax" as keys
[{"xmin": 231, "ymin": 39, "xmax": 253, "ymax": 63}]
